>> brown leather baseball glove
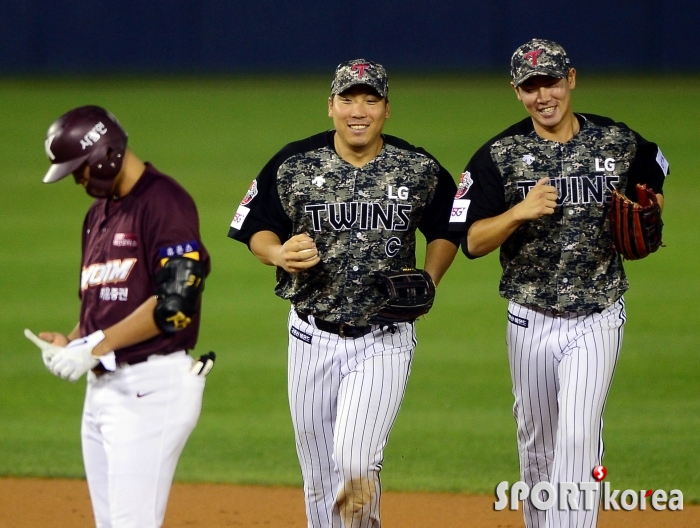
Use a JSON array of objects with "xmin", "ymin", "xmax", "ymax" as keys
[{"xmin": 609, "ymin": 183, "xmax": 664, "ymax": 260}]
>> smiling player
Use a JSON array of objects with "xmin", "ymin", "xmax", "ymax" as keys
[
  {"xmin": 228, "ymin": 59, "xmax": 459, "ymax": 527},
  {"xmin": 450, "ymin": 39, "xmax": 669, "ymax": 528}
]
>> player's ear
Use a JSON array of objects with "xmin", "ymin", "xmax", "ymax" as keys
[
  {"xmin": 328, "ymin": 96, "xmax": 334, "ymax": 118},
  {"xmin": 384, "ymin": 100, "xmax": 390, "ymax": 119},
  {"xmin": 512, "ymin": 82, "xmax": 522, "ymax": 100},
  {"xmin": 567, "ymin": 68, "xmax": 577, "ymax": 90}
]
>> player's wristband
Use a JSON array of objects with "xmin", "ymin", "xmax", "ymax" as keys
[
  {"xmin": 67, "ymin": 330, "xmax": 106, "ymax": 353},
  {"xmin": 75, "ymin": 331, "xmax": 116, "ymax": 371}
]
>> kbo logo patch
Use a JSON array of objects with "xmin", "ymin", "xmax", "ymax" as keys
[
  {"xmin": 241, "ymin": 180, "xmax": 258, "ymax": 205},
  {"xmin": 455, "ymin": 171, "xmax": 473, "ymax": 199}
]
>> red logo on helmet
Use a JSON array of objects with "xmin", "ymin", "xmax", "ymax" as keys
[
  {"xmin": 352, "ymin": 63, "xmax": 372, "ymax": 77},
  {"xmin": 524, "ymin": 50, "xmax": 543, "ymax": 66}
]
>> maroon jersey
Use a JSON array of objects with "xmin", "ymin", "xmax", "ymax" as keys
[{"xmin": 79, "ymin": 163, "xmax": 210, "ymax": 364}]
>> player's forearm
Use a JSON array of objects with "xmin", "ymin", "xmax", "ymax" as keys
[
  {"xmin": 467, "ymin": 209, "xmax": 525, "ymax": 257},
  {"xmin": 423, "ymin": 239, "xmax": 458, "ymax": 287},
  {"xmin": 92, "ymin": 296, "xmax": 161, "ymax": 356},
  {"xmin": 249, "ymin": 230, "xmax": 284, "ymax": 267}
]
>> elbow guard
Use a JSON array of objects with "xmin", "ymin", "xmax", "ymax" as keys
[{"xmin": 154, "ymin": 257, "xmax": 206, "ymax": 333}]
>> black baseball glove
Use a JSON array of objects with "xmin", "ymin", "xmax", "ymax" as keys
[
  {"xmin": 609, "ymin": 183, "xmax": 664, "ymax": 260},
  {"xmin": 368, "ymin": 268, "xmax": 436, "ymax": 324}
]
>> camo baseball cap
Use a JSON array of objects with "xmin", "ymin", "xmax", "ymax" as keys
[
  {"xmin": 511, "ymin": 39, "xmax": 571, "ymax": 87},
  {"xmin": 331, "ymin": 59, "xmax": 388, "ymax": 99}
]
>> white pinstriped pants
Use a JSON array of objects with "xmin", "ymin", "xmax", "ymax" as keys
[
  {"xmin": 287, "ymin": 308, "xmax": 416, "ymax": 528},
  {"xmin": 506, "ymin": 298, "xmax": 625, "ymax": 528}
]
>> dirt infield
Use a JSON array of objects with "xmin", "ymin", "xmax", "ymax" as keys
[{"xmin": 0, "ymin": 477, "xmax": 697, "ymax": 527}]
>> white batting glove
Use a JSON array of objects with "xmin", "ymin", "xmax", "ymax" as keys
[
  {"xmin": 190, "ymin": 351, "xmax": 216, "ymax": 376},
  {"xmin": 24, "ymin": 329, "xmax": 64, "ymax": 370},
  {"xmin": 50, "ymin": 331, "xmax": 106, "ymax": 382}
]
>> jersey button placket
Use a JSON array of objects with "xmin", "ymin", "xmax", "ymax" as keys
[
  {"xmin": 347, "ymin": 168, "xmax": 365, "ymax": 281},
  {"xmin": 556, "ymin": 143, "xmax": 571, "ymax": 310},
  {"xmin": 340, "ymin": 166, "xmax": 360, "ymax": 303},
  {"xmin": 95, "ymin": 218, "xmax": 112, "ymax": 262},
  {"xmin": 558, "ymin": 144, "xmax": 581, "ymax": 310}
]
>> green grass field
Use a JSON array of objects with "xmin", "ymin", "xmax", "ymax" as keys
[{"xmin": 1, "ymin": 74, "xmax": 698, "ymax": 501}]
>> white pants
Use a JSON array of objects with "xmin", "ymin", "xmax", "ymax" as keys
[
  {"xmin": 506, "ymin": 299, "xmax": 625, "ymax": 528},
  {"xmin": 81, "ymin": 351, "xmax": 205, "ymax": 528},
  {"xmin": 287, "ymin": 308, "xmax": 416, "ymax": 528}
]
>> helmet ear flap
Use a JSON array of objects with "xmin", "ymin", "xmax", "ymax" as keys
[
  {"xmin": 88, "ymin": 144, "xmax": 126, "ymax": 180},
  {"xmin": 84, "ymin": 145, "xmax": 127, "ymax": 198}
]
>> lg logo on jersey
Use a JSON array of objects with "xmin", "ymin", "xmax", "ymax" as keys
[
  {"xmin": 595, "ymin": 157, "xmax": 616, "ymax": 172},
  {"xmin": 387, "ymin": 185, "xmax": 409, "ymax": 200}
]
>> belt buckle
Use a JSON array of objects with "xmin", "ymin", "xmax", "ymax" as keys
[{"xmin": 338, "ymin": 323, "xmax": 349, "ymax": 338}]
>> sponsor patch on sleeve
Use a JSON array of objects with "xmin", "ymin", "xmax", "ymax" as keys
[
  {"xmin": 449, "ymin": 199, "xmax": 470, "ymax": 223},
  {"xmin": 656, "ymin": 148, "xmax": 669, "ymax": 176},
  {"xmin": 158, "ymin": 240, "xmax": 200, "ymax": 266},
  {"xmin": 230, "ymin": 205, "xmax": 250, "ymax": 230}
]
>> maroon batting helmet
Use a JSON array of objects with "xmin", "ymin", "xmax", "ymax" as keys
[{"xmin": 43, "ymin": 105, "xmax": 128, "ymax": 198}]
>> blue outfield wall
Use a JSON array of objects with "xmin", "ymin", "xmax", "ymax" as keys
[{"xmin": 1, "ymin": 0, "xmax": 699, "ymax": 74}]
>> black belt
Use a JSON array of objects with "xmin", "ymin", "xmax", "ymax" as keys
[
  {"xmin": 525, "ymin": 304, "xmax": 602, "ymax": 318},
  {"xmin": 296, "ymin": 311, "xmax": 373, "ymax": 339},
  {"xmin": 91, "ymin": 351, "xmax": 172, "ymax": 377}
]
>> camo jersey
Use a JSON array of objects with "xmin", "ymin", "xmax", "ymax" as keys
[
  {"xmin": 228, "ymin": 131, "xmax": 457, "ymax": 325},
  {"xmin": 451, "ymin": 113, "xmax": 668, "ymax": 312}
]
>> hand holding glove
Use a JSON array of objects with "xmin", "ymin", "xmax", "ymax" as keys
[{"xmin": 50, "ymin": 331, "xmax": 106, "ymax": 382}]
